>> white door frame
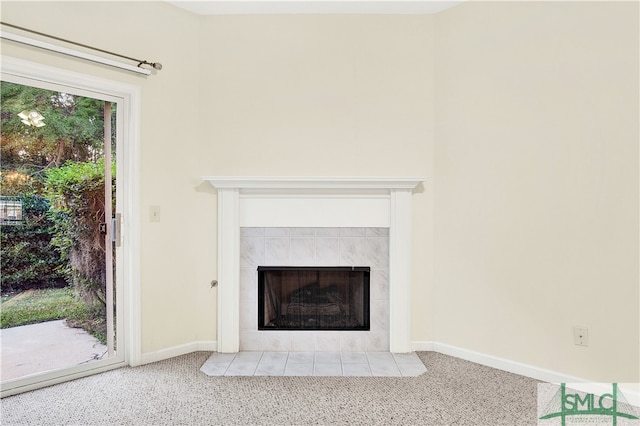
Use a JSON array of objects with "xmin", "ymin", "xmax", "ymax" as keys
[{"xmin": 0, "ymin": 56, "xmax": 141, "ymax": 397}]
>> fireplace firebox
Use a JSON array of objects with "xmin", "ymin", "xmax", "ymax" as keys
[{"xmin": 258, "ymin": 266, "xmax": 370, "ymax": 331}]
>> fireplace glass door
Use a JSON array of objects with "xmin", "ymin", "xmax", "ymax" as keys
[{"xmin": 258, "ymin": 266, "xmax": 370, "ymax": 331}]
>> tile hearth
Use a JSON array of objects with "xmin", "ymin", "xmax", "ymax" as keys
[{"xmin": 200, "ymin": 351, "xmax": 427, "ymax": 377}]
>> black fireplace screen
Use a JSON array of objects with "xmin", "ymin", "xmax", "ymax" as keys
[{"xmin": 258, "ymin": 266, "xmax": 370, "ymax": 331}]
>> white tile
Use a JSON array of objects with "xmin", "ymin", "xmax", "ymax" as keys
[
  {"xmin": 342, "ymin": 363, "xmax": 372, "ymax": 377},
  {"xmin": 200, "ymin": 353, "xmax": 234, "ymax": 376},
  {"xmin": 201, "ymin": 351, "xmax": 424, "ymax": 377},
  {"xmin": 224, "ymin": 364, "xmax": 258, "ymax": 376},
  {"xmin": 340, "ymin": 237, "xmax": 367, "ymax": 265},
  {"xmin": 290, "ymin": 332, "xmax": 316, "ymax": 351},
  {"xmin": 265, "ymin": 237, "xmax": 290, "ymax": 264},
  {"xmin": 234, "ymin": 351, "xmax": 263, "ymax": 362},
  {"xmin": 241, "ymin": 227, "xmax": 265, "ymax": 237},
  {"xmin": 315, "ymin": 333, "xmax": 341, "ymax": 351},
  {"xmin": 225, "ymin": 359, "xmax": 259, "ymax": 376},
  {"xmin": 315, "ymin": 228, "xmax": 339, "ymax": 237},
  {"xmin": 341, "ymin": 351, "xmax": 367, "ymax": 364},
  {"xmin": 287, "ymin": 351, "xmax": 314, "ymax": 364},
  {"xmin": 369, "ymin": 362, "xmax": 402, "ymax": 377},
  {"xmin": 315, "ymin": 238, "xmax": 340, "ymax": 265},
  {"xmin": 392, "ymin": 352, "xmax": 421, "ymax": 364},
  {"xmin": 366, "ymin": 332, "xmax": 389, "ymax": 352},
  {"xmin": 340, "ymin": 228, "xmax": 366, "ymax": 237},
  {"xmin": 370, "ymin": 270, "xmax": 389, "ymax": 301},
  {"xmin": 239, "ymin": 301, "xmax": 257, "ymax": 331},
  {"xmin": 204, "ymin": 352, "xmax": 237, "ymax": 363},
  {"xmin": 314, "ymin": 363, "xmax": 343, "ymax": 376},
  {"xmin": 366, "ymin": 237, "xmax": 389, "ymax": 268},
  {"xmin": 366, "ymin": 228, "xmax": 389, "ymax": 236},
  {"xmin": 390, "ymin": 353, "xmax": 428, "ymax": 377},
  {"xmin": 254, "ymin": 363, "xmax": 286, "ymax": 376},
  {"xmin": 260, "ymin": 351, "xmax": 288, "ymax": 363},
  {"xmin": 315, "ymin": 352, "xmax": 341, "ymax": 364},
  {"xmin": 240, "ymin": 237, "xmax": 264, "ymax": 267},
  {"xmin": 263, "ymin": 332, "xmax": 291, "ymax": 351},
  {"xmin": 366, "ymin": 352, "xmax": 394, "ymax": 364},
  {"xmin": 200, "ymin": 362, "xmax": 229, "ymax": 376},
  {"xmin": 284, "ymin": 363, "xmax": 313, "ymax": 376},
  {"xmin": 291, "ymin": 228, "xmax": 314, "ymax": 236},
  {"xmin": 340, "ymin": 332, "xmax": 367, "ymax": 352},
  {"xmin": 370, "ymin": 300, "xmax": 389, "ymax": 331},
  {"xmin": 290, "ymin": 238, "xmax": 315, "ymax": 265},
  {"xmin": 240, "ymin": 332, "xmax": 264, "ymax": 351},
  {"xmin": 265, "ymin": 228, "xmax": 290, "ymax": 237},
  {"xmin": 239, "ymin": 268, "xmax": 257, "ymax": 303},
  {"xmin": 397, "ymin": 362, "xmax": 428, "ymax": 377}
]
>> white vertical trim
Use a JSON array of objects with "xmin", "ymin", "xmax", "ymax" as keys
[
  {"xmin": 389, "ymin": 189, "xmax": 413, "ymax": 353},
  {"xmin": 103, "ymin": 102, "xmax": 115, "ymax": 358},
  {"xmin": 121, "ymin": 78, "xmax": 142, "ymax": 367},
  {"xmin": 216, "ymin": 189, "xmax": 241, "ymax": 353}
]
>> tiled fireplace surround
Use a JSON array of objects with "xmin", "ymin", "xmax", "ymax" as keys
[
  {"xmin": 239, "ymin": 227, "xmax": 390, "ymax": 352},
  {"xmin": 204, "ymin": 177, "xmax": 423, "ymax": 354}
]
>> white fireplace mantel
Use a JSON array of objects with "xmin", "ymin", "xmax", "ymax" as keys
[
  {"xmin": 203, "ymin": 176, "xmax": 424, "ymax": 190},
  {"xmin": 204, "ymin": 176, "xmax": 424, "ymax": 353}
]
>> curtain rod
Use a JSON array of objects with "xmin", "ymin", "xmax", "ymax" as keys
[{"xmin": 0, "ymin": 22, "xmax": 162, "ymax": 75}]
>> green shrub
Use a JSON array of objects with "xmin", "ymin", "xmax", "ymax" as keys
[
  {"xmin": 44, "ymin": 159, "xmax": 115, "ymax": 312},
  {"xmin": 0, "ymin": 194, "xmax": 66, "ymax": 292}
]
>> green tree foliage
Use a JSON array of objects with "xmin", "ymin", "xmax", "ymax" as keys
[
  {"xmin": 1, "ymin": 82, "xmax": 107, "ymax": 180},
  {"xmin": 0, "ymin": 195, "xmax": 66, "ymax": 292},
  {"xmin": 1, "ymin": 82, "xmax": 114, "ymax": 338},
  {"xmin": 1, "ymin": 82, "xmax": 114, "ymax": 292},
  {"xmin": 44, "ymin": 159, "xmax": 115, "ymax": 310}
]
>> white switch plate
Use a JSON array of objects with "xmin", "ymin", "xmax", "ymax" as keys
[
  {"xmin": 150, "ymin": 205, "xmax": 160, "ymax": 222},
  {"xmin": 573, "ymin": 326, "xmax": 588, "ymax": 346}
]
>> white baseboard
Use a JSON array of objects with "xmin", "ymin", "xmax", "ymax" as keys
[
  {"xmin": 425, "ymin": 342, "xmax": 639, "ymax": 407},
  {"xmin": 429, "ymin": 342, "xmax": 587, "ymax": 383},
  {"xmin": 140, "ymin": 341, "xmax": 217, "ymax": 365}
]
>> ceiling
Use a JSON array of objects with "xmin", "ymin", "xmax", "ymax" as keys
[{"xmin": 165, "ymin": 1, "xmax": 465, "ymax": 15}]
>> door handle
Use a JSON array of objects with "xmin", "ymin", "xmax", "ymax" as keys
[{"xmin": 112, "ymin": 213, "xmax": 122, "ymax": 247}]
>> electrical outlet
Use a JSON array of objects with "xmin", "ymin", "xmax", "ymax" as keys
[
  {"xmin": 150, "ymin": 205, "xmax": 161, "ymax": 222},
  {"xmin": 574, "ymin": 326, "xmax": 588, "ymax": 346}
]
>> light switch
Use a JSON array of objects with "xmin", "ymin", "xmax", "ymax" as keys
[{"xmin": 150, "ymin": 205, "xmax": 160, "ymax": 222}]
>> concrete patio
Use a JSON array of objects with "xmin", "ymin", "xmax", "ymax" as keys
[{"xmin": 0, "ymin": 320, "xmax": 107, "ymax": 381}]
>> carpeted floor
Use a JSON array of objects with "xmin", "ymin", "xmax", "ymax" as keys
[{"xmin": 0, "ymin": 351, "xmax": 540, "ymax": 425}]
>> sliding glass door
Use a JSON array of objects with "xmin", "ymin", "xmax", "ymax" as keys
[{"xmin": 0, "ymin": 62, "xmax": 136, "ymax": 396}]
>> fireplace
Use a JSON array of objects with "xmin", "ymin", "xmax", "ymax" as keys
[
  {"xmin": 258, "ymin": 266, "xmax": 370, "ymax": 331},
  {"xmin": 203, "ymin": 176, "xmax": 423, "ymax": 353}
]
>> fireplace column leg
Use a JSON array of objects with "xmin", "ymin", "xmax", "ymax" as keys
[
  {"xmin": 389, "ymin": 188, "xmax": 413, "ymax": 353},
  {"xmin": 217, "ymin": 188, "xmax": 240, "ymax": 353}
]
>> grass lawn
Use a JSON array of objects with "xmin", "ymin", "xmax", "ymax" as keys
[{"xmin": 0, "ymin": 288, "xmax": 85, "ymax": 329}]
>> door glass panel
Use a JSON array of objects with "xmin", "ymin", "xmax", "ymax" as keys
[{"xmin": 0, "ymin": 81, "xmax": 118, "ymax": 381}]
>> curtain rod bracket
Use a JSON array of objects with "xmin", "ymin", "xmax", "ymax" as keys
[{"xmin": 138, "ymin": 60, "xmax": 163, "ymax": 71}]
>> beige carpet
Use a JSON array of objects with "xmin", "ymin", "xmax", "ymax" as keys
[{"xmin": 0, "ymin": 351, "xmax": 540, "ymax": 425}]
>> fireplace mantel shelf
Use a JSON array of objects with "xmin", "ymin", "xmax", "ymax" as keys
[{"xmin": 203, "ymin": 176, "xmax": 425, "ymax": 190}]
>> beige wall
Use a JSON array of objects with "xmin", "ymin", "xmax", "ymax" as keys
[
  {"xmin": 434, "ymin": 1, "xmax": 639, "ymax": 382},
  {"xmin": 1, "ymin": 1, "xmax": 637, "ymax": 382},
  {"xmin": 0, "ymin": 3, "xmax": 436, "ymax": 355},
  {"xmin": 195, "ymin": 14, "xmax": 437, "ymax": 342},
  {"xmin": 0, "ymin": 1, "xmax": 213, "ymax": 353}
]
